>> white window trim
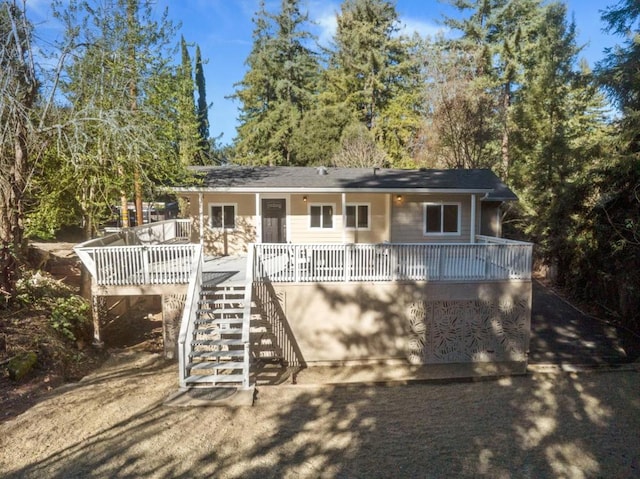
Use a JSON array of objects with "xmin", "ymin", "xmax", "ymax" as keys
[
  {"xmin": 423, "ymin": 202, "xmax": 462, "ymax": 236},
  {"xmin": 208, "ymin": 203, "xmax": 237, "ymax": 230},
  {"xmin": 308, "ymin": 203, "xmax": 336, "ymax": 230},
  {"xmin": 345, "ymin": 203, "xmax": 371, "ymax": 231}
]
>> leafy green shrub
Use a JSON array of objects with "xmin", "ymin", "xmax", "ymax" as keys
[
  {"xmin": 50, "ymin": 296, "xmax": 91, "ymax": 342},
  {"xmin": 16, "ymin": 271, "xmax": 75, "ymax": 306}
]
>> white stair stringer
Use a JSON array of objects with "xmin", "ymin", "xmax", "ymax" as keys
[{"xmin": 185, "ymin": 284, "xmax": 251, "ymax": 388}]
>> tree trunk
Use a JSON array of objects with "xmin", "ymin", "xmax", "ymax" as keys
[
  {"xmin": 134, "ymin": 169, "xmax": 143, "ymax": 226},
  {"xmin": 501, "ymin": 82, "xmax": 511, "ymax": 179}
]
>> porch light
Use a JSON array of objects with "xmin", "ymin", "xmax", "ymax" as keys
[
  {"xmin": 396, "ymin": 194, "xmax": 403, "ymax": 203},
  {"xmin": 303, "ymin": 196, "xmax": 307, "ymax": 202}
]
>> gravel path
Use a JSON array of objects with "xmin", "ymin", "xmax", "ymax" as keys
[{"xmin": 1, "ymin": 352, "xmax": 639, "ymax": 478}]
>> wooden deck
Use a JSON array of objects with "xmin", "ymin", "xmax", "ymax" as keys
[
  {"xmin": 75, "ymin": 220, "xmax": 532, "ymax": 293},
  {"xmin": 202, "ymin": 256, "xmax": 248, "ymax": 287}
]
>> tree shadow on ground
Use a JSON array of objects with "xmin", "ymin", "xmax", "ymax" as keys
[
  {"xmin": 3, "ymin": 366, "xmax": 638, "ymax": 478},
  {"xmin": 4, "ymin": 274, "xmax": 639, "ymax": 478}
]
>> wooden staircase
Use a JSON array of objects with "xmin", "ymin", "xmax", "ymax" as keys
[{"xmin": 184, "ymin": 283, "xmax": 251, "ymax": 388}]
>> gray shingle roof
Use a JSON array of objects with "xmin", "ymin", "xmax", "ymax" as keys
[{"xmin": 175, "ymin": 166, "xmax": 517, "ymax": 201}]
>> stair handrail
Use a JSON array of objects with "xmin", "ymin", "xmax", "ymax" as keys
[
  {"xmin": 178, "ymin": 244, "xmax": 203, "ymax": 388},
  {"xmin": 241, "ymin": 244, "xmax": 255, "ymax": 389}
]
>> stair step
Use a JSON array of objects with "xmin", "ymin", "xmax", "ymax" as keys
[
  {"xmin": 194, "ymin": 327, "xmax": 243, "ymax": 336},
  {"xmin": 195, "ymin": 317, "xmax": 244, "ymax": 326},
  {"xmin": 198, "ymin": 294, "xmax": 245, "ymax": 304},
  {"xmin": 198, "ymin": 298, "xmax": 244, "ymax": 311},
  {"xmin": 184, "ymin": 374, "xmax": 245, "ymax": 385},
  {"xmin": 196, "ymin": 308, "xmax": 244, "ymax": 317},
  {"xmin": 191, "ymin": 338, "xmax": 245, "ymax": 347},
  {"xmin": 191, "ymin": 350, "xmax": 245, "ymax": 359},
  {"xmin": 188, "ymin": 360, "xmax": 246, "ymax": 371},
  {"xmin": 200, "ymin": 288, "xmax": 245, "ymax": 295}
]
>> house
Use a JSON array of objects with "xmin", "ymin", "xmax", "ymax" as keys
[
  {"xmin": 75, "ymin": 166, "xmax": 533, "ymax": 392},
  {"xmin": 177, "ymin": 166, "xmax": 515, "ymax": 254}
]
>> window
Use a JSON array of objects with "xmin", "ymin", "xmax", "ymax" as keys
[
  {"xmin": 310, "ymin": 205, "xmax": 333, "ymax": 229},
  {"xmin": 424, "ymin": 203, "xmax": 460, "ymax": 235},
  {"xmin": 210, "ymin": 204, "xmax": 235, "ymax": 229},
  {"xmin": 346, "ymin": 204, "xmax": 370, "ymax": 229}
]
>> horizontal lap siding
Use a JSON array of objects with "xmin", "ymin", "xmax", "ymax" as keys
[
  {"xmin": 342, "ymin": 193, "xmax": 388, "ymax": 244},
  {"xmin": 188, "ymin": 193, "xmax": 257, "ymax": 256},
  {"xmin": 290, "ymin": 193, "xmax": 343, "ymax": 243},
  {"xmin": 184, "ymin": 191, "xmax": 484, "ymax": 249},
  {"xmin": 391, "ymin": 194, "xmax": 474, "ymax": 243},
  {"xmin": 289, "ymin": 193, "xmax": 390, "ymax": 244}
]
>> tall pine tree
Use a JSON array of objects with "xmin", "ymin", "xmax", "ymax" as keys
[
  {"xmin": 195, "ymin": 44, "xmax": 211, "ymax": 162},
  {"xmin": 444, "ymin": 0, "xmax": 545, "ymax": 178},
  {"xmin": 177, "ymin": 35, "xmax": 201, "ymax": 166},
  {"xmin": 233, "ymin": 0, "xmax": 319, "ymax": 165},
  {"xmin": 323, "ymin": 0, "xmax": 422, "ymax": 165},
  {"xmin": 583, "ymin": 0, "xmax": 640, "ymax": 330}
]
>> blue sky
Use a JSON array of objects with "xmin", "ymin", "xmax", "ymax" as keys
[{"xmin": 28, "ymin": 0, "xmax": 619, "ymax": 146}]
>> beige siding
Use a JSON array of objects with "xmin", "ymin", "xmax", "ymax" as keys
[
  {"xmin": 184, "ymin": 193, "xmax": 257, "ymax": 256},
  {"xmin": 390, "ymin": 194, "xmax": 479, "ymax": 243},
  {"xmin": 288, "ymin": 193, "xmax": 390, "ymax": 244},
  {"xmin": 342, "ymin": 193, "xmax": 389, "ymax": 243},
  {"xmin": 181, "ymin": 191, "xmax": 484, "ymax": 250},
  {"xmin": 289, "ymin": 193, "xmax": 344, "ymax": 243}
]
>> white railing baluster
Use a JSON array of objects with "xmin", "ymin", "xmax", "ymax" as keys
[{"xmin": 249, "ymin": 239, "xmax": 532, "ymax": 284}]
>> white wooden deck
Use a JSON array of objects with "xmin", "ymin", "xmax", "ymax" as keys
[
  {"xmin": 253, "ymin": 238, "xmax": 532, "ymax": 283},
  {"xmin": 202, "ymin": 255, "xmax": 248, "ymax": 287},
  {"xmin": 75, "ymin": 219, "xmax": 532, "ymax": 290}
]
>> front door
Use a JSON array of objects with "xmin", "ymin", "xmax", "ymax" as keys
[{"xmin": 262, "ymin": 199, "xmax": 286, "ymax": 243}]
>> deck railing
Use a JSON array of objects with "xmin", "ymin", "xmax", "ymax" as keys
[
  {"xmin": 252, "ymin": 280, "xmax": 306, "ymax": 375},
  {"xmin": 253, "ymin": 239, "xmax": 532, "ymax": 283},
  {"xmin": 87, "ymin": 244, "xmax": 198, "ymax": 286},
  {"xmin": 74, "ymin": 219, "xmax": 195, "ymax": 286},
  {"xmin": 178, "ymin": 245, "xmax": 203, "ymax": 388}
]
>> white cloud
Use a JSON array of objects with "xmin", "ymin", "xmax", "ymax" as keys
[
  {"xmin": 308, "ymin": 0, "xmax": 339, "ymax": 47},
  {"xmin": 398, "ymin": 17, "xmax": 447, "ymax": 39},
  {"xmin": 306, "ymin": 2, "xmax": 448, "ymax": 46}
]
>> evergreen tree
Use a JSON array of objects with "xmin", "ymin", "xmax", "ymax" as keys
[
  {"xmin": 444, "ymin": 0, "xmax": 545, "ymax": 178},
  {"xmin": 323, "ymin": 0, "xmax": 422, "ymax": 165},
  {"xmin": 509, "ymin": 3, "xmax": 607, "ymax": 275},
  {"xmin": 177, "ymin": 35, "xmax": 201, "ymax": 166},
  {"xmin": 195, "ymin": 44, "xmax": 211, "ymax": 162},
  {"xmin": 233, "ymin": 0, "xmax": 319, "ymax": 165},
  {"xmin": 583, "ymin": 0, "xmax": 640, "ymax": 330}
]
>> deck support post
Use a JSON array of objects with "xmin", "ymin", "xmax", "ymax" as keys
[
  {"xmin": 470, "ymin": 194, "xmax": 476, "ymax": 243},
  {"xmin": 91, "ymin": 295, "xmax": 106, "ymax": 348}
]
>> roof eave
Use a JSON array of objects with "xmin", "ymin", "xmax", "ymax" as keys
[{"xmin": 171, "ymin": 186, "xmax": 496, "ymax": 194}]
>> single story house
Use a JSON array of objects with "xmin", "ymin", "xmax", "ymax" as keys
[{"xmin": 75, "ymin": 166, "xmax": 533, "ymax": 391}]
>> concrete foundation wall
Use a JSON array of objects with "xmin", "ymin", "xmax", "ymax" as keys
[{"xmin": 269, "ymin": 280, "xmax": 531, "ymax": 367}]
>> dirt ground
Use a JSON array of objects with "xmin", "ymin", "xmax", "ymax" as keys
[
  {"xmin": 0, "ymin": 351, "xmax": 638, "ymax": 478},
  {"xmin": 1, "ymin": 243, "xmax": 639, "ymax": 478},
  {"xmin": 0, "ymin": 241, "xmax": 163, "ymax": 422}
]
